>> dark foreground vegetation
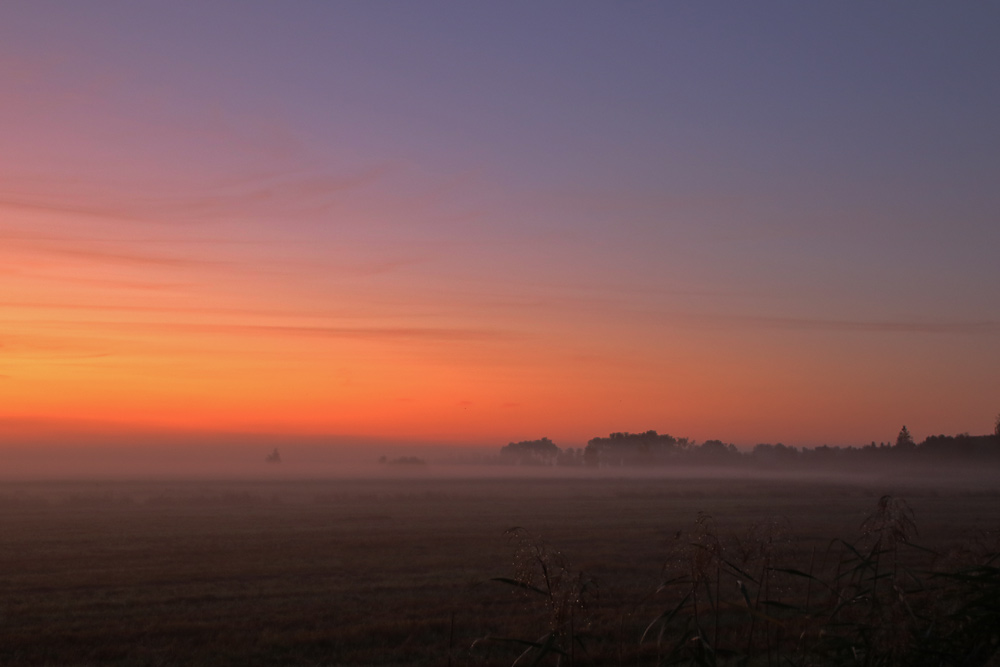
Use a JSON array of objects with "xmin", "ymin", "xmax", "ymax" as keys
[
  {"xmin": 488, "ymin": 497, "xmax": 1000, "ymax": 666},
  {"xmin": 0, "ymin": 476, "xmax": 998, "ymax": 666}
]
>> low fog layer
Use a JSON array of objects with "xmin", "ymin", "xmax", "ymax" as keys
[
  {"xmin": 1, "ymin": 448, "xmax": 998, "ymax": 493},
  {"xmin": 0, "ymin": 422, "xmax": 449, "ymax": 479},
  {"xmin": 3, "ymin": 421, "xmax": 999, "ymax": 488}
]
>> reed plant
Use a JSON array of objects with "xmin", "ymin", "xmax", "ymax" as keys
[
  {"xmin": 474, "ymin": 527, "xmax": 598, "ymax": 665},
  {"xmin": 642, "ymin": 495, "xmax": 1000, "ymax": 666},
  {"xmin": 483, "ymin": 496, "xmax": 1000, "ymax": 666}
]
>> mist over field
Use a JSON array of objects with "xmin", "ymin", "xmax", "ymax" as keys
[
  {"xmin": 3, "ymin": 423, "xmax": 1000, "ymax": 664},
  {"xmin": 3, "ymin": 420, "xmax": 1000, "ymax": 490}
]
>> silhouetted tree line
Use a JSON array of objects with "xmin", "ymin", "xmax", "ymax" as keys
[
  {"xmin": 495, "ymin": 424, "xmax": 1000, "ymax": 469},
  {"xmin": 498, "ymin": 437, "xmax": 561, "ymax": 465}
]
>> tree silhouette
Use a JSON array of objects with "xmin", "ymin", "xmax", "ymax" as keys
[
  {"xmin": 584, "ymin": 430, "xmax": 687, "ymax": 466},
  {"xmin": 499, "ymin": 437, "xmax": 560, "ymax": 465},
  {"xmin": 895, "ymin": 425, "xmax": 915, "ymax": 451}
]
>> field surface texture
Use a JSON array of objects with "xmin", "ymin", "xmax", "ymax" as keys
[{"xmin": 1, "ymin": 476, "xmax": 999, "ymax": 666}]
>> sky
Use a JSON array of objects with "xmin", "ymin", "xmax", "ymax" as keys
[{"xmin": 1, "ymin": 2, "xmax": 999, "ymax": 451}]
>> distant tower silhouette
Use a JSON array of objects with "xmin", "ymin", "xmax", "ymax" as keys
[{"xmin": 265, "ymin": 448, "xmax": 281, "ymax": 464}]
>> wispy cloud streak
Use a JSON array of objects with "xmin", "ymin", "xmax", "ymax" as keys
[
  {"xmin": 40, "ymin": 246, "xmax": 221, "ymax": 268},
  {"xmin": 4, "ymin": 319, "xmax": 515, "ymax": 343},
  {"xmin": 0, "ymin": 166, "xmax": 391, "ymax": 226},
  {"xmin": 695, "ymin": 314, "xmax": 1000, "ymax": 336}
]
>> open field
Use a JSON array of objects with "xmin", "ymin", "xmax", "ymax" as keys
[{"xmin": 1, "ymin": 474, "xmax": 999, "ymax": 666}]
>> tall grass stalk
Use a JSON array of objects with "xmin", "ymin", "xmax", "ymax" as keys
[{"xmin": 482, "ymin": 495, "xmax": 999, "ymax": 666}]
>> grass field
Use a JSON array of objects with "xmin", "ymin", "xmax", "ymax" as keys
[{"xmin": 1, "ymin": 473, "xmax": 998, "ymax": 665}]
